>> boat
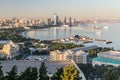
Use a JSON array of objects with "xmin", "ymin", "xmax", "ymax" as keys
[
  {"xmin": 60, "ymin": 39, "xmax": 65, "ymax": 42},
  {"xmin": 69, "ymin": 37, "xmax": 74, "ymax": 40},
  {"xmin": 65, "ymin": 39, "xmax": 69, "ymax": 42},
  {"xmin": 104, "ymin": 40, "xmax": 112, "ymax": 44},
  {"xmin": 104, "ymin": 26, "xmax": 109, "ymax": 29},
  {"xmin": 92, "ymin": 21, "xmax": 100, "ymax": 30},
  {"xmin": 62, "ymin": 25, "xmax": 69, "ymax": 27}
]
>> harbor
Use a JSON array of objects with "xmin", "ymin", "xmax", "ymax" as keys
[
  {"xmin": 52, "ymin": 35, "xmax": 112, "ymax": 44},
  {"xmin": 26, "ymin": 23, "xmax": 120, "ymax": 50}
]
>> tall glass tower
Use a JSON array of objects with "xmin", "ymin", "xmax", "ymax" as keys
[{"xmin": 54, "ymin": 13, "xmax": 59, "ymax": 26}]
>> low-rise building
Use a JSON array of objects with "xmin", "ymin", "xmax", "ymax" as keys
[
  {"xmin": 92, "ymin": 51, "xmax": 120, "ymax": 67},
  {"xmin": 0, "ymin": 40, "xmax": 19, "ymax": 59},
  {"xmin": 50, "ymin": 46, "xmax": 94, "ymax": 64},
  {"xmin": 66, "ymin": 50, "xmax": 88, "ymax": 64},
  {"xmin": 50, "ymin": 50, "xmax": 64, "ymax": 61}
]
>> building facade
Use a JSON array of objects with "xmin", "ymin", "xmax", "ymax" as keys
[
  {"xmin": 50, "ymin": 50, "xmax": 64, "ymax": 61},
  {"xmin": 54, "ymin": 13, "xmax": 59, "ymax": 26},
  {"xmin": 0, "ymin": 40, "xmax": 19, "ymax": 59},
  {"xmin": 50, "ymin": 49, "xmax": 88, "ymax": 64},
  {"xmin": 92, "ymin": 51, "xmax": 120, "ymax": 67}
]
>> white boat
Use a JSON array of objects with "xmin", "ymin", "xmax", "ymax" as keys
[
  {"xmin": 62, "ymin": 25, "xmax": 69, "ymax": 27},
  {"xmin": 70, "ymin": 37, "xmax": 74, "ymax": 40},
  {"xmin": 104, "ymin": 26, "xmax": 109, "ymax": 29},
  {"xmin": 65, "ymin": 39, "xmax": 69, "ymax": 42},
  {"xmin": 60, "ymin": 39, "xmax": 65, "ymax": 42}
]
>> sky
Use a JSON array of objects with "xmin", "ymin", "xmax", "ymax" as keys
[{"xmin": 0, "ymin": 0, "xmax": 120, "ymax": 19}]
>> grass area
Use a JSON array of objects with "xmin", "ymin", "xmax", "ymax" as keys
[
  {"xmin": 88, "ymin": 47, "xmax": 114, "ymax": 57},
  {"xmin": 14, "ymin": 54, "xmax": 24, "ymax": 60},
  {"xmin": 35, "ymin": 40, "xmax": 84, "ymax": 51}
]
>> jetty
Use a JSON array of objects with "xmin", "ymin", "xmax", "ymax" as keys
[
  {"xmin": 52, "ymin": 35, "xmax": 112, "ymax": 44},
  {"xmin": 94, "ymin": 38, "xmax": 112, "ymax": 44}
]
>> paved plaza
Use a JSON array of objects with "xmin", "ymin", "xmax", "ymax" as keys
[{"xmin": 0, "ymin": 60, "xmax": 73, "ymax": 75}]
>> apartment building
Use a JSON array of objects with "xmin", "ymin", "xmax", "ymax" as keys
[{"xmin": 0, "ymin": 40, "xmax": 19, "ymax": 59}]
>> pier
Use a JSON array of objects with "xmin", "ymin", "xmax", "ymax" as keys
[
  {"xmin": 94, "ymin": 38, "xmax": 112, "ymax": 44},
  {"xmin": 52, "ymin": 35, "xmax": 112, "ymax": 44}
]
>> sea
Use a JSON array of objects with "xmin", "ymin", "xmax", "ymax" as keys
[{"xmin": 27, "ymin": 23, "xmax": 120, "ymax": 50}]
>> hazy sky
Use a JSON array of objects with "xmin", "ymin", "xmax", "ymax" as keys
[{"xmin": 0, "ymin": 0, "xmax": 120, "ymax": 19}]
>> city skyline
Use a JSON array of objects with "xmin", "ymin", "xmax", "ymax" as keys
[{"xmin": 0, "ymin": 0, "xmax": 120, "ymax": 19}]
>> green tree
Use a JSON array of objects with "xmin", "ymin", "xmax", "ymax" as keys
[
  {"xmin": 0, "ymin": 64, "xmax": 5, "ymax": 80},
  {"xmin": 6, "ymin": 65, "xmax": 18, "ymax": 80},
  {"xmin": 31, "ymin": 67, "xmax": 38, "ymax": 80},
  {"xmin": 78, "ymin": 64, "xmax": 94, "ymax": 79},
  {"xmin": 104, "ymin": 69, "xmax": 118, "ymax": 80},
  {"xmin": 39, "ymin": 62, "xmax": 48, "ymax": 80},
  {"xmin": 118, "ymin": 77, "xmax": 120, "ymax": 80},
  {"xmin": 61, "ymin": 65, "xmax": 82, "ymax": 80},
  {"xmin": 18, "ymin": 67, "xmax": 38, "ymax": 80},
  {"xmin": 52, "ymin": 68, "xmax": 63, "ymax": 80}
]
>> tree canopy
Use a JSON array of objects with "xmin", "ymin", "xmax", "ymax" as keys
[
  {"xmin": 61, "ymin": 65, "xmax": 82, "ymax": 80},
  {"xmin": 39, "ymin": 62, "xmax": 49, "ymax": 80}
]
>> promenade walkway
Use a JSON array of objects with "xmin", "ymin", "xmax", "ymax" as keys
[{"xmin": 71, "ymin": 60, "xmax": 86, "ymax": 80}]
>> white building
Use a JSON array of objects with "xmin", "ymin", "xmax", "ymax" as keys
[
  {"xmin": 0, "ymin": 40, "xmax": 19, "ymax": 59},
  {"xmin": 54, "ymin": 13, "xmax": 59, "ymax": 26}
]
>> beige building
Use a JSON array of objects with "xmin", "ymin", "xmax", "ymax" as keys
[
  {"xmin": 50, "ymin": 45, "xmax": 98, "ymax": 64},
  {"xmin": 50, "ymin": 49, "xmax": 88, "ymax": 64},
  {"xmin": 50, "ymin": 50, "xmax": 64, "ymax": 61},
  {"xmin": 0, "ymin": 40, "xmax": 19, "ymax": 59}
]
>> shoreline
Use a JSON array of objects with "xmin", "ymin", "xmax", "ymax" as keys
[
  {"xmin": 21, "ymin": 25, "xmax": 57, "ymax": 39},
  {"xmin": 21, "ymin": 30, "xmax": 30, "ymax": 39},
  {"xmin": 21, "ymin": 26, "xmax": 100, "ymax": 40}
]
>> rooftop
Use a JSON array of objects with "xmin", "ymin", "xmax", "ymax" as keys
[
  {"xmin": 71, "ymin": 45, "xmax": 98, "ymax": 52},
  {"xmin": 98, "ymin": 51, "xmax": 120, "ymax": 60},
  {"xmin": 76, "ymin": 50, "xmax": 88, "ymax": 56},
  {"xmin": 93, "ymin": 57, "xmax": 120, "ymax": 65},
  {"xmin": 98, "ymin": 51, "xmax": 120, "ymax": 56}
]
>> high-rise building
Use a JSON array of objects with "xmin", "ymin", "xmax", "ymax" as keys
[
  {"xmin": 64, "ymin": 17, "xmax": 67, "ymax": 25},
  {"xmin": 54, "ymin": 13, "xmax": 59, "ymax": 26},
  {"xmin": 69, "ymin": 17, "xmax": 72, "ymax": 27},
  {"xmin": 45, "ymin": 18, "xmax": 52, "ymax": 25}
]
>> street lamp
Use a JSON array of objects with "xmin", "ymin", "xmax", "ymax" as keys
[{"xmin": 47, "ymin": 73, "xmax": 53, "ymax": 80}]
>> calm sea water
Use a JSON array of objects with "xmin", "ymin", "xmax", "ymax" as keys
[{"xmin": 27, "ymin": 23, "xmax": 120, "ymax": 50}]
